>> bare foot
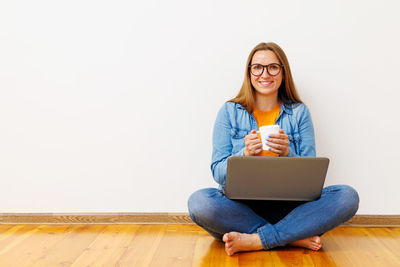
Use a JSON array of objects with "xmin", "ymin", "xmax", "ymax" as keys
[
  {"xmin": 288, "ymin": 236, "xmax": 322, "ymax": 251},
  {"xmin": 222, "ymin": 232, "xmax": 263, "ymax": 256}
]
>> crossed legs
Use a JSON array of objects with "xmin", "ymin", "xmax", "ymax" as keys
[{"xmin": 188, "ymin": 185, "xmax": 359, "ymax": 255}]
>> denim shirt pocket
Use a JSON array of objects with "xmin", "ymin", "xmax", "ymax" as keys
[
  {"xmin": 231, "ymin": 128, "xmax": 247, "ymax": 154},
  {"xmin": 288, "ymin": 132, "xmax": 301, "ymax": 155}
]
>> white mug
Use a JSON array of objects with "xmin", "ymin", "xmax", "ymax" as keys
[{"xmin": 257, "ymin": 125, "xmax": 280, "ymax": 150}]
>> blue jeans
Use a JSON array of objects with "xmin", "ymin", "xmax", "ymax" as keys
[{"xmin": 187, "ymin": 185, "xmax": 359, "ymax": 250}]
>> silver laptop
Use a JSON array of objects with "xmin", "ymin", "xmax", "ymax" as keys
[{"xmin": 225, "ymin": 156, "xmax": 329, "ymax": 201}]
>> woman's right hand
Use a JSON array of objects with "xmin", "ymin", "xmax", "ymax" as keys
[{"xmin": 243, "ymin": 129, "xmax": 262, "ymax": 156}]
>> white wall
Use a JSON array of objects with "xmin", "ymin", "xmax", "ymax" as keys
[{"xmin": 1, "ymin": 0, "xmax": 399, "ymax": 214}]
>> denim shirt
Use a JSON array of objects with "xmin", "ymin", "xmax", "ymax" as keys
[{"xmin": 211, "ymin": 101, "xmax": 316, "ymax": 187}]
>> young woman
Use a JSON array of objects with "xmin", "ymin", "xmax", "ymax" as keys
[{"xmin": 187, "ymin": 42, "xmax": 359, "ymax": 256}]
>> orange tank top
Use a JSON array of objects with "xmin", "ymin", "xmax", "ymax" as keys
[{"xmin": 253, "ymin": 103, "xmax": 280, "ymax": 157}]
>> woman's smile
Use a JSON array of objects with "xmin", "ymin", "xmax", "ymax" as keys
[{"xmin": 258, "ymin": 80, "xmax": 273, "ymax": 87}]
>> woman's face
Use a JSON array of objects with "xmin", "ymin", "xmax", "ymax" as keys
[{"xmin": 250, "ymin": 50, "xmax": 283, "ymax": 98}]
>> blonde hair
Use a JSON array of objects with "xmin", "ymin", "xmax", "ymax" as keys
[{"xmin": 229, "ymin": 42, "xmax": 302, "ymax": 113}]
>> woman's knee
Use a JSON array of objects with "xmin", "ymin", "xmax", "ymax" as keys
[
  {"xmin": 331, "ymin": 184, "xmax": 360, "ymax": 218},
  {"xmin": 187, "ymin": 188, "xmax": 221, "ymax": 224}
]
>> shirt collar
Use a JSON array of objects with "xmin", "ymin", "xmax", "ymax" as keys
[{"xmin": 280, "ymin": 102, "xmax": 293, "ymax": 115}]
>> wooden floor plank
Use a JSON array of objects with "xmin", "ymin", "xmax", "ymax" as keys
[
  {"xmin": 192, "ymin": 236, "xmax": 239, "ymax": 267},
  {"xmin": 360, "ymin": 228, "xmax": 400, "ymax": 264},
  {"xmin": 0, "ymin": 225, "xmax": 32, "ymax": 246},
  {"xmin": 308, "ymin": 249, "xmax": 337, "ymax": 267},
  {"xmin": 148, "ymin": 225, "xmax": 199, "ymax": 267},
  {"xmin": 0, "ymin": 225, "xmax": 40, "ymax": 256},
  {"xmin": 29, "ymin": 225, "xmax": 107, "ymax": 267},
  {"xmin": 70, "ymin": 225, "xmax": 141, "ymax": 267},
  {"xmin": 0, "ymin": 225, "xmax": 73, "ymax": 267},
  {"xmin": 192, "ymin": 235, "xmax": 218, "ymax": 266},
  {"xmin": 0, "ymin": 225, "xmax": 18, "ymax": 235},
  {"xmin": 116, "ymin": 225, "xmax": 167, "ymax": 266},
  {"xmin": 320, "ymin": 230, "xmax": 357, "ymax": 266},
  {"xmin": 238, "ymin": 250, "xmax": 275, "ymax": 267},
  {"xmin": 270, "ymin": 247, "xmax": 316, "ymax": 267},
  {"xmin": 0, "ymin": 225, "xmax": 398, "ymax": 266},
  {"xmin": 372, "ymin": 227, "xmax": 400, "ymax": 257},
  {"xmin": 321, "ymin": 227, "xmax": 400, "ymax": 267}
]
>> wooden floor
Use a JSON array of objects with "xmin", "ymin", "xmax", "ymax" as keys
[{"xmin": 0, "ymin": 224, "xmax": 399, "ymax": 266}]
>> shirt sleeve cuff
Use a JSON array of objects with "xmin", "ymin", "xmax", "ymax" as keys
[{"xmin": 287, "ymin": 148, "xmax": 298, "ymax": 157}]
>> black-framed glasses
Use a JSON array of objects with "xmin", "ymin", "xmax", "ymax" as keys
[{"xmin": 249, "ymin": 63, "xmax": 283, "ymax": 76}]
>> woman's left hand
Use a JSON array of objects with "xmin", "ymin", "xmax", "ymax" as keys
[{"xmin": 266, "ymin": 129, "xmax": 290, "ymax": 157}]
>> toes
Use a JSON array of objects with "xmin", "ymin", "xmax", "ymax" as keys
[
  {"xmin": 225, "ymin": 241, "xmax": 233, "ymax": 249},
  {"xmin": 312, "ymin": 244, "xmax": 322, "ymax": 251},
  {"xmin": 223, "ymin": 232, "xmax": 235, "ymax": 242},
  {"xmin": 313, "ymin": 240, "xmax": 322, "ymax": 247},
  {"xmin": 223, "ymin": 233, "xmax": 229, "ymax": 242},
  {"xmin": 311, "ymin": 236, "xmax": 321, "ymax": 244},
  {"xmin": 309, "ymin": 236, "xmax": 321, "ymax": 247},
  {"xmin": 225, "ymin": 247, "xmax": 234, "ymax": 256},
  {"xmin": 308, "ymin": 244, "xmax": 317, "ymax": 251}
]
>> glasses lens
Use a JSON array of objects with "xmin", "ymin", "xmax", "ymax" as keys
[
  {"xmin": 267, "ymin": 64, "xmax": 281, "ymax": 76},
  {"xmin": 250, "ymin": 64, "xmax": 263, "ymax": 76}
]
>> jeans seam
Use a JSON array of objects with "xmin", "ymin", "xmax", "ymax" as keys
[
  {"xmin": 274, "ymin": 204, "xmax": 302, "ymax": 226},
  {"xmin": 275, "ymin": 195, "xmax": 325, "ymax": 228},
  {"xmin": 257, "ymin": 227, "xmax": 268, "ymax": 250}
]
